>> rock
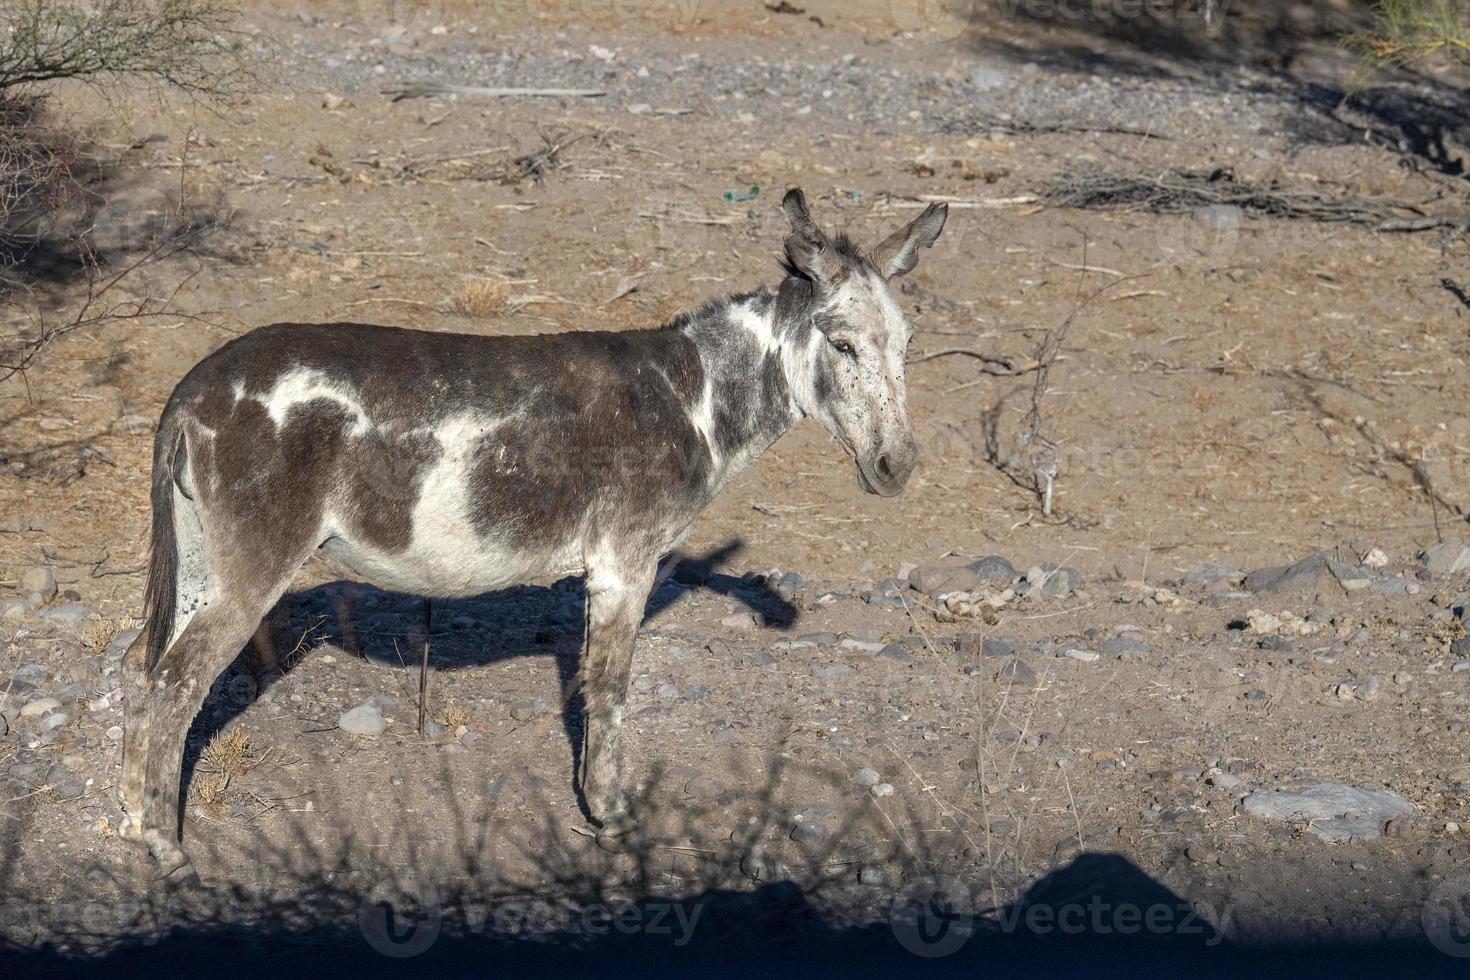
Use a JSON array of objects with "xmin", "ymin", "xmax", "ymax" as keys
[
  {"xmin": 968, "ymin": 65, "xmax": 1010, "ymax": 89},
  {"xmin": 104, "ymin": 628, "xmax": 142, "ymax": 661},
  {"xmin": 338, "ymin": 703, "xmax": 386, "ymax": 736},
  {"xmin": 740, "ymin": 846, "xmax": 787, "ymax": 882},
  {"xmin": 1, "ymin": 598, "xmax": 25, "ymax": 620},
  {"xmin": 817, "ymin": 665, "xmax": 850, "ymax": 677},
  {"xmin": 1038, "ymin": 566, "xmax": 1084, "ymax": 597},
  {"xmin": 1185, "ymin": 565, "xmax": 1244, "ymax": 587},
  {"xmin": 858, "ymin": 865, "xmax": 887, "ymax": 886},
  {"xmin": 854, "ymin": 767, "xmax": 881, "ymax": 787},
  {"xmin": 1327, "ymin": 560, "xmax": 1372, "ymax": 592},
  {"xmin": 1244, "ymin": 554, "xmax": 1336, "ymax": 594},
  {"xmin": 720, "ymin": 613, "xmax": 756, "ymax": 629},
  {"xmin": 1186, "ymin": 844, "xmax": 1219, "ymax": 864},
  {"xmin": 52, "ymin": 781, "xmax": 85, "ymax": 800},
  {"xmin": 1425, "ymin": 542, "xmax": 1470, "ymax": 578},
  {"xmin": 981, "ymin": 636, "xmax": 1018, "ymax": 658},
  {"xmin": 423, "ymin": 721, "xmax": 448, "ymax": 737},
  {"xmin": 41, "ymin": 604, "xmax": 88, "ymax": 627},
  {"xmin": 870, "ymin": 783, "xmax": 895, "ymax": 798},
  {"xmin": 18, "ymin": 566, "xmax": 56, "ymax": 606},
  {"xmin": 907, "ymin": 564, "xmax": 978, "ymax": 598},
  {"xmin": 1063, "ymin": 648, "xmax": 1099, "ymax": 663},
  {"xmin": 968, "ymin": 556, "xmax": 1015, "ymax": 584},
  {"xmin": 791, "ymin": 819, "xmax": 828, "ymax": 843},
  {"xmin": 1194, "ymin": 204, "xmax": 1242, "ymax": 231},
  {"xmin": 511, "ymin": 698, "xmax": 552, "ymax": 720},
  {"xmin": 998, "ymin": 659, "xmax": 1037, "ymax": 686},
  {"xmin": 0, "ymin": 714, "xmax": 7, "ymax": 737},
  {"xmin": 839, "ymin": 638, "xmax": 885, "ymax": 654},
  {"xmin": 19, "ymin": 697, "xmax": 61, "ymax": 719},
  {"xmin": 1240, "ymin": 784, "xmax": 1412, "ymax": 842},
  {"xmin": 1100, "ymin": 637, "xmax": 1151, "ymax": 657}
]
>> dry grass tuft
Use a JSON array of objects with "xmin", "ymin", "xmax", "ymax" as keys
[
  {"xmin": 199, "ymin": 727, "xmax": 254, "ymax": 778},
  {"xmin": 192, "ymin": 772, "xmax": 229, "ymax": 815},
  {"xmin": 449, "ymin": 278, "xmax": 509, "ymax": 318},
  {"xmin": 444, "ymin": 704, "xmax": 470, "ymax": 730},
  {"xmin": 79, "ymin": 618, "xmax": 116, "ymax": 653}
]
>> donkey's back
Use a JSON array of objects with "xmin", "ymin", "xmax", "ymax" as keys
[{"xmin": 165, "ymin": 320, "xmax": 715, "ymax": 592}]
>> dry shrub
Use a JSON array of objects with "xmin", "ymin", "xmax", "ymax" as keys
[
  {"xmin": 79, "ymin": 617, "xmax": 117, "ymax": 653},
  {"xmin": 191, "ymin": 772, "xmax": 228, "ymax": 815},
  {"xmin": 450, "ymin": 278, "xmax": 508, "ymax": 318},
  {"xmin": 444, "ymin": 704, "xmax": 470, "ymax": 730},
  {"xmin": 198, "ymin": 727, "xmax": 254, "ymax": 778}
]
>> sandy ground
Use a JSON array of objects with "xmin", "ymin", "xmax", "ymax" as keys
[{"xmin": 2, "ymin": 1, "xmax": 1470, "ymax": 972}]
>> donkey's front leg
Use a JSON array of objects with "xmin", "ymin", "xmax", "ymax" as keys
[{"xmin": 578, "ymin": 553, "xmax": 655, "ymax": 834}]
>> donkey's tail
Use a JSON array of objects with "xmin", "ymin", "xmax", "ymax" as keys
[{"xmin": 142, "ymin": 411, "xmax": 185, "ymax": 672}]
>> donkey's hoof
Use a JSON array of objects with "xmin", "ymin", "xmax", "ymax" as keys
[
  {"xmin": 117, "ymin": 813, "xmax": 143, "ymax": 842},
  {"xmin": 593, "ymin": 809, "xmax": 639, "ymax": 852},
  {"xmin": 143, "ymin": 830, "xmax": 198, "ymax": 886}
]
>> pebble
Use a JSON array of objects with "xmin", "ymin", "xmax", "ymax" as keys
[
  {"xmin": 981, "ymin": 637, "xmax": 1018, "ymax": 658},
  {"xmin": 854, "ymin": 767, "xmax": 881, "ymax": 787},
  {"xmin": 1207, "ymin": 771, "xmax": 1243, "ymax": 790},
  {"xmin": 999, "ymin": 659, "xmax": 1037, "ymax": 686},
  {"xmin": 1425, "ymin": 542, "xmax": 1470, "ymax": 578},
  {"xmin": 907, "ymin": 564, "xmax": 978, "ymax": 598},
  {"xmin": 338, "ymin": 703, "xmax": 386, "ymax": 736},
  {"xmin": 19, "ymin": 698, "xmax": 61, "ymax": 719},
  {"xmin": 720, "ymin": 613, "xmax": 756, "ymax": 629},
  {"xmin": 657, "ymin": 683, "xmax": 680, "ymax": 700},
  {"xmin": 19, "ymin": 566, "xmax": 57, "ymax": 606},
  {"xmin": 512, "ymin": 698, "xmax": 552, "ymax": 720},
  {"xmin": 1100, "ymin": 637, "xmax": 1151, "ymax": 657},
  {"xmin": 839, "ymin": 638, "xmax": 885, "ymax": 654},
  {"xmin": 870, "ymin": 783, "xmax": 895, "ymax": 798},
  {"xmin": 969, "ymin": 555, "xmax": 1015, "ymax": 583},
  {"xmin": 1062, "ymin": 648, "xmax": 1099, "ymax": 662},
  {"xmin": 1453, "ymin": 661, "xmax": 1470, "ymax": 674},
  {"xmin": 1186, "ymin": 844, "xmax": 1220, "ymax": 864}
]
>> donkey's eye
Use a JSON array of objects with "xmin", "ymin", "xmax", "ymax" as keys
[{"xmin": 830, "ymin": 338, "xmax": 857, "ymax": 358}]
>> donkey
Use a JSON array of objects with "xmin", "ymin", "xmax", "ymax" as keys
[{"xmin": 119, "ymin": 188, "xmax": 947, "ymax": 880}]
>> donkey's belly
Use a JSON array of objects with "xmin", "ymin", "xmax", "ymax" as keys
[{"xmin": 320, "ymin": 531, "xmax": 581, "ymax": 597}]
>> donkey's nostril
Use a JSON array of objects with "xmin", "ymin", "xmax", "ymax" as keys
[{"xmin": 877, "ymin": 455, "xmax": 892, "ymax": 479}]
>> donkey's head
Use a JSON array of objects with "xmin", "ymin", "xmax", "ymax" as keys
[{"xmin": 780, "ymin": 188, "xmax": 948, "ymax": 497}]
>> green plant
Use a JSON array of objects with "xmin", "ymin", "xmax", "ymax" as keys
[{"xmin": 1345, "ymin": 0, "xmax": 1470, "ymax": 76}]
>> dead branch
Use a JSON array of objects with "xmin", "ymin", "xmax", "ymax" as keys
[{"xmin": 384, "ymin": 83, "xmax": 607, "ymax": 102}]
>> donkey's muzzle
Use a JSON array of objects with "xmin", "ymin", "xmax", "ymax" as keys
[{"xmin": 861, "ymin": 443, "xmax": 916, "ymax": 497}]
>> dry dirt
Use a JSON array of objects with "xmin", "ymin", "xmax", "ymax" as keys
[{"xmin": 3, "ymin": 1, "xmax": 1470, "ymax": 973}]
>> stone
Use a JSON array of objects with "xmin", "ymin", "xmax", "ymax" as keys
[
  {"xmin": 791, "ymin": 819, "xmax": 828, "ymax": 843},
  {"xmin": 41, "ymin": 604, "xmax": 89, "ymax": 627},
  {"xmin": 0, "ymin": 714, "xmax": 7, "ymax": 737},
  {"xmin": 858, "ymin": 865, "xmax": 887, "ymax": 886},
  {"xmin": 1038, "ymin": 566, "xmax": 1083, "ymax": 597},
  {"xmin": 511, "ymin": 698, "xmax": 551, "ymax": 720},
  {"xmin": 854, "ymin": 767, "xmax": 881, "ymax": 787},
  {"xmin": 1100, "ymin": 637, "xmax": 1151, "ymax": 657},
  {"xmin": 18, "ymin": 566, "xmax": 56, "ymax": 605},
  {"xmin": 1194, "ymin": 203, "xmax": 1242, "ymax": 231},
  {"xmin": 839, "ymin": 638, "xmax": 885, "ymax": 655},
  {"xmin": 968, "ymin": 65, "xmax": 1010, "ymax": 89},
  {"xmin": 1208, "ymin": 771, "xmax": 1243, "ymax": 790},
  {"xmin": 1425, "ymin": 542, "xmax": 1470, "ymax": 578},
  {"xmin": 720, "ymin": 613, "xmax": 756, "ymax": 629},
  {"xmin": 1244, "ymin": 554, "xmax": 1336, "ymax": 594},
  {"xmin": 870, "ymin": 783, "xmax": 895, "ymax": 798},
  {"xmin": 967, "ymin": 556, "xmax": 1015, "ymax": 584},
  {"xmin": 1186, "ymin": 844, "xmax": 1219, "ymax": 864},
  {"xmin": 1184, "ymin": 565, "xmax": 1244, "ymax": 587},
  {"xmin": 1327, "ymin": 560, "xmax": 1372, "ymax": 592},
  {"xmin": 998, "ymin": 659, "xmax": 1037, "ymax": 686},
  {"xmin": 1241, "ymin": 784, "xmax": 1412, "ymax": 842},
  {"xmin": 19, "ymin": 697, "xmax": 60, "ymax": 719},
  {"xmin": 1063, "ymin": 648, "xmax": 1099, "ymax": 663},
  {"xmin": 981, "ymin": 636, "xmax": 1018, "ymax": 658},
  {"xmin": 338, "ymin": 703, "xmax": 386, "ymax": 736},
  {"xmin": 907, "ymin": 564, "xmax": 979, "ymax": 598}
]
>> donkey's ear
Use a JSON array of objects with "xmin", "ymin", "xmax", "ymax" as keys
[
  {"xmin": 871, "ymin": 202, "xmax": 948, "ymax": 280},
  {"xmin": 781, "ymin": 187, "xmax": 835, "ymax": 283}
]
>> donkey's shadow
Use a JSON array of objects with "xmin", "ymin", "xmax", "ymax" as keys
[{"xmin": 183, "ymin": 540, "xmax": 798, "ymax": 819}]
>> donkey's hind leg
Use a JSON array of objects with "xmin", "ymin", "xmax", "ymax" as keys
[{"xmin": 136, "ymin": 577, "xmax": 295, "ymax": 882}]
